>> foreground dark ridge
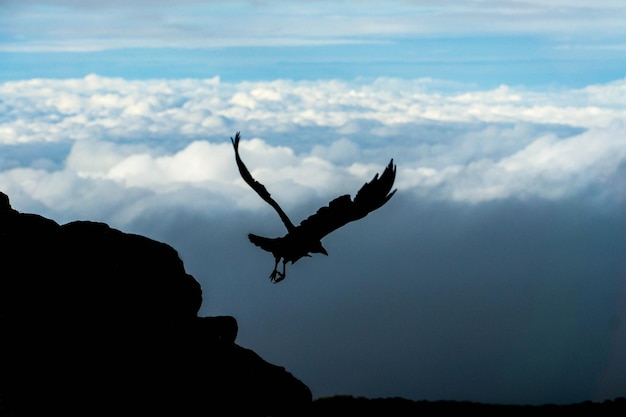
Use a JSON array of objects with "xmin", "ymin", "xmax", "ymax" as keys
[
  {"xmin": 311, "ymin": 395, "xmax": 626, "ymax": 415},
  {"xmin": 0, "ymin": 192, "xmax": 311, "ymax": 416}
]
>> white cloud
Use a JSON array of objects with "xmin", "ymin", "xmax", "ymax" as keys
[
  {"xmin": 397, "ymin": 122, "xmax": 626, "ymax": 203},
  {"xmin": 1, "ymin": 75, "xmax": 626, "ymax": 225},
  {"xmin": 3, "ymin": 75, "xmax": 624, "ymax": 146},
  {"xmin": 3, "ymin": 1, "xmax": 626, "ymax": 51}
]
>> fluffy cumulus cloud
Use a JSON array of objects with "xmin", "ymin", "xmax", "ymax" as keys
[
  {"xmin": 2, "ymin": 75, "xmax": 626, "ymax": 404},
  {"xmin": 1, "ymin": 74, "xmax": 625, "ymax": 220}
]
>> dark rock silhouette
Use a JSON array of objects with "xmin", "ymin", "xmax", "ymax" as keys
[
  {"xmin": 0, "ymin": 192, "xmax": 312, "ymax": 416},
  {"xmin": 311, "ymin": 395, "xmax": 626, "ymax": 416}
]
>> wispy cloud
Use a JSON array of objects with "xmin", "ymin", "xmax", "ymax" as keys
[{"xmin": 3, "ymin": 1, "xmax": 626, "ymax": 52}]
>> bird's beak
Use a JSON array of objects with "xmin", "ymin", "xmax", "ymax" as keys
[{"xmin": 320, "ymin": 246, "xmax": 328, "ymax": 256}]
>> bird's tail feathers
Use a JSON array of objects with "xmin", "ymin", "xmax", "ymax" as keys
[{"xmin": 248, "ymin": 233, "xmax": 277, "ymax": 252}]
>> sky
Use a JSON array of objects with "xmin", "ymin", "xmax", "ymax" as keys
[{"xmin": 1, "ymin": 0, "xmax": 626, "ymax": 406}]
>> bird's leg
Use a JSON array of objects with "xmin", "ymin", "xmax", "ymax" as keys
[
  {"xmin": 269, "ymin": 258, "xmax": 286, "ymax": 284},
  {"xmin": 269, "ymin": 257, "xmax": 285, "ymax": 283},
  {"xmin": 277, "ymin": 261, "xmax": 287, "ymax": 283}
]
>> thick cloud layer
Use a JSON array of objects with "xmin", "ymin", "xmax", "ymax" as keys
[
  {"xmin": 1, "ymin": 75, "xmax": 625, "ymax": 215},
  {"xmin": 1, "ymin": 75, "xmax": 625, "ymax": 404}
]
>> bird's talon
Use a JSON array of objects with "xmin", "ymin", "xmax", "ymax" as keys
[{"xmin": 269, "ymin": 271, "xmax": 285, "ymax": 283}]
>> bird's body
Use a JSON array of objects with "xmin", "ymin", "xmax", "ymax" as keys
[
  {"xmin": 248, "ymin": 229, "xmax": 326, "ymax": 266},
  {"xmin": 231, "ymin": 132, "xmax": 396, "ymax": 283}
]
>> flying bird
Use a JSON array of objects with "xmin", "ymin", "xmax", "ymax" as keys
[{"xmin": 231, "ymin": 132, "xmax": 397, "ymax": 283}]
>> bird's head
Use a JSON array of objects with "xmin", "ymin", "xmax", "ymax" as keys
[{"xmin": 311, "ymin": 241, "xmax": 328, "ymax": 256}]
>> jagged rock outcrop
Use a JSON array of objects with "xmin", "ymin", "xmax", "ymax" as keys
[{"xmin": 0, "ymin": 192, "xmax": 312, "ymax": 416}]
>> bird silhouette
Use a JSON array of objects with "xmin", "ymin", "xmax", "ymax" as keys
[{"xmin": 231, "ymin": 132, "xmax": 397, "ymax": 283}]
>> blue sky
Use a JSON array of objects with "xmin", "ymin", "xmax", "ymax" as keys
[
  {"xmin": 1, "ymin": 0, "xmax": 626, "ymax": 406},
  {"xmin": 6, "ymin": 36, "xmax": 626, "ymax": 87},
  {"xmin": 2, "ymin": 1, "xmax": 626, "ymax": 86}
]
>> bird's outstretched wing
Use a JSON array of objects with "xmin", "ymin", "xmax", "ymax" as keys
[
  {"xmin": 298, "ymin": 159, "xmax": 397, "ymax": 239},
  {"xmin": 231, "ymin": 132, "xmax": 296, "ymax": 232}
]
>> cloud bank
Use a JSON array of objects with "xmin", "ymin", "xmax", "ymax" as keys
[
  {"xmin": 1, "ymin": 75, "xmax": 626, "ymax": 404},
  {"xmin": 1, "ymin": 75, "xmax": 625, "ymax": 220}
]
